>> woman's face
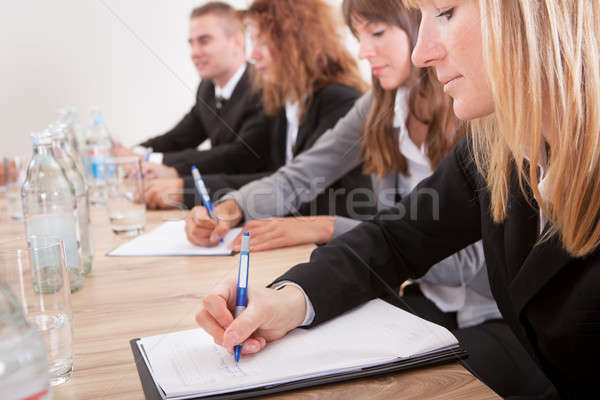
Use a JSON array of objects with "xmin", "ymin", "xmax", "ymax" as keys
[
  {"xmin": 411, "ymin": 1, "xmax": 494, "ymax": 120},
  {"xmin": 352, "ymin": 17, "xmax": 412, "ymax": 90},
  {"xmin": 249, "ymin": 24, "xmax": 274, "ymax": 82}
]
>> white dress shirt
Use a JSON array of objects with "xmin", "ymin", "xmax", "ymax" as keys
[
  {"xmin": 137, "ymin": 63, "xmax": 248, "ymax": 164},
  {"xmin": 284, "ymin": 87, "xmax": 502, "ymax": 328},
  {"xmin": 214, "ymin": 63, "xmax": 247, "ymax": 101},
  {"xmin": 284, "ymin": 101, "xmax": 300, "ymax": 164}
]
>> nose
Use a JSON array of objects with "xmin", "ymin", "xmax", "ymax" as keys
[
  {"xmin": 411, "ymin": 19, "xmax": 445, "ymax": 68},
  {"xmin": 190, "ymin": 43, "xmax": 202, "ymax": 59},
  {"xmin": 358, "ymin": 38, "xmax": 376, "ymax": 60},
  {"xmin": 250, "ymin": 44, "xmax": 261, "ymax": 63}
]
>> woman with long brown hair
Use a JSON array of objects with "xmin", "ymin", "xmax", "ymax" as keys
[{"xmin": 188, "ymin": 0, "xmax": 551, "ymax": 396}]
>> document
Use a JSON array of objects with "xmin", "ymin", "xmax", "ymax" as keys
[
  {"xmin": 108, "ymin": 220, "xmax": 241, "ymax": 256},
  {"xmin": 137, "ymin": 299, "xmax": 460, "ymax": 399}
]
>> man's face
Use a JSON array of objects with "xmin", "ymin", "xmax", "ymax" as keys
[{"xmin": 188, "ymin": 14, "xmax": 240, "ymax": 81}]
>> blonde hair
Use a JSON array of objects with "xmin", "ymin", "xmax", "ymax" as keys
[
  {"xmin": 403, "ymin": 0, "xmax": 600, "ymax": 257},
  {"xmin": 474, "ymin": 0, "xmax": 600, "ymax": 257}
]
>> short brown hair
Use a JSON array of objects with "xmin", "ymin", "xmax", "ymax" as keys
[{"xmin": 190, "ymin": 2, "xmax": 243, "ymax": 35}]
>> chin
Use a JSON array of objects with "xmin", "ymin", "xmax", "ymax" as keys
[
  {"xmin": 377, "ymin": 76, "xmax": 401, "ymax": 91},
  {"xmin": 452, "ymin": 99, "xmax": 493, "ymax": 121}
]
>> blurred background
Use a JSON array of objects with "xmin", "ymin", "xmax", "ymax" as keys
[{"xmin": 0, "ymin": 0, "xmax": 368, "ymax": 156}]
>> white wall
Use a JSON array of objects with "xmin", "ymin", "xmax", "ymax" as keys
[{"xmin": 0, "ymin": 0, "xmax": 366, "ymax": 157}]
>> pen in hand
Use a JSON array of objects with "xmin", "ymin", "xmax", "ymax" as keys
[
  {"xmin": 144, "ymin": 147, "xmax": 153, "ymax": 162},
  {"xmin": 234, "ymin": 232, "xmax": 250, "ymax": 362},
  {"xmin": 191, "ymin": 165, "xmax": 224, "ymax": 243}
]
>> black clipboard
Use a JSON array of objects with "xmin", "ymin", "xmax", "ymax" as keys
[{"xmin": 130, "ymin": 338, "xmax": 468, "ymax": 400}]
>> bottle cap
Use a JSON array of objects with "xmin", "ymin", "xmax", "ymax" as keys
[{"xmin": 30, "ymin": 130, "xmax": 53, "ymax": 146}]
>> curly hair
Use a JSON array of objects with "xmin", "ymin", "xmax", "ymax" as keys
[{"xmin": 243, "ymin": 0, "xmax": 368, "ymax": 118}]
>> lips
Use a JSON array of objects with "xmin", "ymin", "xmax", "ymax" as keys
[
  {"xmin": 371, "ymin": 66, "xmax": 387, "ymax": 76},
  {"xmin": 439, "ymin": 75, "xmax": 464, "ymax": 92}
]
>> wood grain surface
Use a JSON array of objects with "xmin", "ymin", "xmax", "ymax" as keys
[{"xmin": 0, "ymin": 203, "xmax": 500, "ymax": 399}]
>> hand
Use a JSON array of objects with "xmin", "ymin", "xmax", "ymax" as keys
[
  {"xmin": 142, "ymin": 162, "xmax": 179, "ymax": 180},
  {"xmin": 2, "ymin": 159, "xmax": 18, "ymax": 185},
  {"xmin": 195, "ymin": 275, "xmax": 307, "ymax": 355},
  {"xmin": 112, "ymin": 143, "xmax": 142, "ymax": 159},
  {"xmin": 145, "ymin": 178, "xmax": 184, "ymax": 209},
  {"xmin": 229, "ymin": 216, "xmax": 335, "ymax": 252},
  {"xmin": 184, "ymin": 200, "xmax": 243, "ymax": 246}
]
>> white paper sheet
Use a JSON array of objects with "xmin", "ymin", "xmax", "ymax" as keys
[
  {"xmin": 108, "ymin": 220, "xmax": 241, "ymax": 256},
  {"xmin": 139, "ymin": 299, "xmax": 459, "ymax": 399}
]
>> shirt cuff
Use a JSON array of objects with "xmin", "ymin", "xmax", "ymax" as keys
[
  {"xmin": 270, "ymin": 281, "xmax": 315, "ymax": 327},
  {"xmin": 133, "ymin": 146, "xmax": 163, "ymax": 164},
  {"xmin": 148, "ymin": 152, "xmax": 164, "ymax": 164}
]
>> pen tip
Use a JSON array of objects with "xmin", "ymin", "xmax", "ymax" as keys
[{"xmin": 234, "ymin": 347, "xmax": 240, "ymax": 362}]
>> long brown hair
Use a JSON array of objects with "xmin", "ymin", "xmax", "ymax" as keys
[
  {"xmin": 243, "ymin": 0, "xmax": 368, "ymax": 118},
  {"xmin": 343, "ymin": 0, "xmax": 464, "ymax": 177}
]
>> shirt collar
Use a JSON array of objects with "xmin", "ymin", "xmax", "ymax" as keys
[
  {"xmin": 285, "ymin": 100, "xmax": 300, "ymax": 125},
  {"xmin": 394, "ymin": 87, "xmax": 429, "ymax": 167},
  {"xmin": 214, "ymin": 63, "xmax": 246, "ymax": 100}
]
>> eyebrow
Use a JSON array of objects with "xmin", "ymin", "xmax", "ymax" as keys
[{"xmin": 189, "ymin": 34, "xmax": 212, "ymax": 42}]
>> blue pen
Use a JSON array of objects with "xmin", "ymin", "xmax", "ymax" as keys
[
  {"xmin": 191, "ymin": 165, "xmax": 224, "ymax": 243},
  {"xmin": 144, "ymin": 147, "xmax": 153, "ymax": 162},
  {"xmin": 233, "ymin": 232, "xmax": 250, "ymax": 362}
]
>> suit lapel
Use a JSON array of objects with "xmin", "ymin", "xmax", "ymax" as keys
[
  {"xmin": 509, "ymin": 229, "xmax": 571, "ymax": 317},
  {"xmin": 292, "ymin": 98, "xmax": 317, "ymax": 155},
  {"xmin": 272, "ymin": 111, "xmax": 288, "ymax": 166},
  {"xmin": 504, "ymin": 167, "xmax": 572, "ymax": 317}
]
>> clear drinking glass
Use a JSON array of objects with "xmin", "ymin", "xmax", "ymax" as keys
[
  {"xmin": 0, "ymin": 236, "xmax": 74, "ymax": 387},
  {"xmin": 4, "ymin": 156, "xmax": 28, "ymax": 221},
  {"xmin": 105, "ymin": 157, "xmax": 146, "ymax": 236}
]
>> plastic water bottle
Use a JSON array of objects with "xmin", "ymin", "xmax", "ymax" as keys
[
  {"xmin": 50, "ymin": 124, "xmax": 94, "ymax": 276},
  {"xmin": 21, "ymin": 131, "xmax": 84, "ymax": 293},
  {"xmin": 0, "ymin": 279, "xmax": 51, "ymax": 400},
  {"xmin": 56, "ymin": 108, "xmax": 82, "ymax": 162},
  {"xmin": 84, "ymin": 108, "xmax": 112, "ymax": 205}
]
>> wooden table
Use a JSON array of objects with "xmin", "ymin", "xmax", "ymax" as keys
[{"xmin": 0, "ymin": 205, "xmax": 500, "ymax": 399}]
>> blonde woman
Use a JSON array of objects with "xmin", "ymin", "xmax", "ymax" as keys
[{"xmin": 194, "ymin": 1, "xmax": 598, "ymax": 398}]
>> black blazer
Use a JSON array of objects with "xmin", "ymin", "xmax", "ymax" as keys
[
  {"xmin": 140, "ymin": 64, "xmax": 269, "ymax": 176},
  {"xmin": 275, "ymin": 136, "xmax": 598, "ymax": 399},
  {"xmin": 183, "ymin": 83, "xmax": 374, "ymax": 218}
]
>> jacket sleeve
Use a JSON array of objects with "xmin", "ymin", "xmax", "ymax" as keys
[
  {"xmin": 163, "ymin": 96, "xmax": 270, "ymax": 176},
  {"xmin": 221, "ymin": 92, "xmax": 373, "ymax": 220},
  {"xmin": 183, "ymin": 171, "xmax": 274, "ymax": 208},
  {"xmin": 140, "ymin": 86, "xmax": 208, "ymax": 153},
  {"xmin": 272, "ymin": 137, "xmax": 483, "ymax": 326}
]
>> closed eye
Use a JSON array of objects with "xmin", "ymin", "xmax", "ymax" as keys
[{"xmin": 436, "ymin": 8, "xmax": 454, "ymax": 20}]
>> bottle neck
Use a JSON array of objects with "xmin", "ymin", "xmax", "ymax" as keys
[
  {"xmin": 52, "ymin": 140, "xmax": 68, "ymax": 159},
  {"xmin": 32, "ymin": 143, "xmax": 52, "ymax": 157}
]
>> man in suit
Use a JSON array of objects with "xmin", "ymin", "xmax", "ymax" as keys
[{"xmin": 115, "ymin": 2, "xmax": 268, "ymax": 196}]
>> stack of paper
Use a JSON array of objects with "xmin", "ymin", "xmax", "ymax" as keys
[
  {"xmin": 136, "ymin": 299, "xmax": 460, "ymax": 399},
  {"xmin": 108, "ymin": 220, "xmax": 241, "ymax": 256}
]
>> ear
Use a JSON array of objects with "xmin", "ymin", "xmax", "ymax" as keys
[{"xmin": 234, "ymin": 31, "xmax": 246, "ymax": 50}]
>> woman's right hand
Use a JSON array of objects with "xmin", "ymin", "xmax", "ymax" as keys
[
  {"xmin": 195, "ymin": 276, "xmax": 307, "ymax": 355},
  {"xmin": 185, "ymin": 200, "xmax": 244, "ymax": 246}
]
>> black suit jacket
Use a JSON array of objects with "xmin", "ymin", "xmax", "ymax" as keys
[
  {"xmin": 275, "ymin": 136, "xmax": 598, "ymax": 399},
  {"xmin": 140, "ymin": 64, "xmax": 269, "ymax": 176},
  {"xmin": 183, "ymin": 83, "xmax": 374, "ymax": 218}
]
